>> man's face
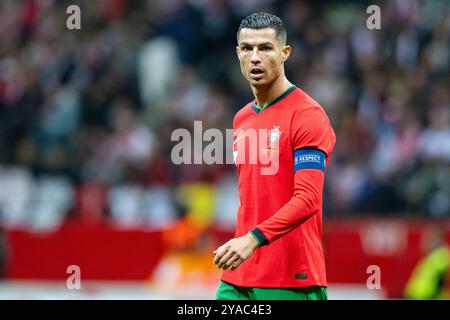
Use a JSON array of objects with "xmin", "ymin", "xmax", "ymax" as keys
[{"xmin": 236, "ymin": 28, "xmax": 291, "ymax": 88}]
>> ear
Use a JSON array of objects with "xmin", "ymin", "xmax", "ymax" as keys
[
  {"xmin": 236, "ymin": 46, "xmax": 240, "ymax": 57},
  {"xmin": 281, "ymin": 45, "xmax": 291, "ymax": 63}
]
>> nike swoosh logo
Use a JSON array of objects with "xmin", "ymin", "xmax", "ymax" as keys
[{"xmin": 233, "ymin": 134, "xmax": 245, "ymax": 145}]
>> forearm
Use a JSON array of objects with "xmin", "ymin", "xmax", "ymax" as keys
[{"xmin": 250, "ymin": 169, "xmax": 324, "ymax": 245}]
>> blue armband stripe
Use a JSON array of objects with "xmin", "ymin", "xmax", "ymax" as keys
[{"xmin": 294, "ymin": 148, "xmax": 327, "ymax": 172}]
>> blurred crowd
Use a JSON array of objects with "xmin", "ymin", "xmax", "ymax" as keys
[{"xmin": 0, "ymin": 0, "xmax": 449, "ymax": 231}]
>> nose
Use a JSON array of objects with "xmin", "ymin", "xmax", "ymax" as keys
[{"xmin": 250, "ymin": 48, "xmax": 261, "ymax": 64}]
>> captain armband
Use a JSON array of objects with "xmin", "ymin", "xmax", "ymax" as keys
[{"xmin": 293, "ymin": 148, "xmax": 327, "ymax": 172}]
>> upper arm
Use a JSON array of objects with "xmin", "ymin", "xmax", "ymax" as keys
[{"xmin": 291, "ymin": 108, "xmax": 336, "ymax": 169}]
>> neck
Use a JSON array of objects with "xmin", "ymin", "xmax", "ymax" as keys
[{"xmin": 251, "ymin": 76, "xmax": 293, "ymax": 109}]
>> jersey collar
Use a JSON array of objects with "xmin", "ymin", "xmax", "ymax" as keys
[{"xmin": 251, "ymin": 85, "xmax": 297, "ymax": 114}]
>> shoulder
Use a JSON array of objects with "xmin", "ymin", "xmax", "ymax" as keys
[
  {"xmin": 290, "ymin": 88, "xmax": 332, "ymax": 129},
  {"xmin": 290, "ymin": 88, "xmax": 336, "ymax": 155},
  {"xmin": 290, "ymin": 88, "xmax": 323, "ymax": 113}
]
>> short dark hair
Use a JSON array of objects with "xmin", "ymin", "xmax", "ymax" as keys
[{"xmin": 237, "ymin": 12, "xmax": 287, "ymax": 44}]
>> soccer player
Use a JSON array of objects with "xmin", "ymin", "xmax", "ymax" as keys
[{"xmin": 213, "ymin": 12, "xmax": 336, "ymax": 300}]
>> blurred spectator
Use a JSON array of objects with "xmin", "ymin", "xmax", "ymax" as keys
[
  {"xmin": 404, "ymin": 225, "xmax": 450, "ymax": 299},
  {"xmin": 0, "ymin": 166, "xmax": 34, "ymax": 228},
  {"xmin": 0, "ymin": 0, "xmax": 449, "ymax": 231},
  {"xmin": 82, "ymin": 100, "xmax": 156, "ymax": 184}
]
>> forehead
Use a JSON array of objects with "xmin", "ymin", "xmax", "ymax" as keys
[{"xmin": 238, "ymin": 28, "xmax": 279, "ymax": 45}]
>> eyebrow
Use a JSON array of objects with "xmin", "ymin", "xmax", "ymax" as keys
[{"xmin": 239, "ymin": 42, "xmax": 274, "ymax": 48}]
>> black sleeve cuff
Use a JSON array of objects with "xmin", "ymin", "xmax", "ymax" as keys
[{"xmin": 249, "ymin": 227, "xmax": 269, "ymax": 247}]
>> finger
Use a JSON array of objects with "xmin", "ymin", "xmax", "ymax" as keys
[
  {"xmin": 219, "ymin": 248, "xmax": 239, "ymax": 268},
  {"xmin": 213, "ymin": 245, "xmax": 228, "ymax": 264},
  {"xmin": 230, "ymin": 258, "xmax": 244, "ymax": 271},
  {"xmin": 213, "ymin": 246, "xmax": 223, "ymax": 264},
  {"xmin": 218, "ymin": 249, "xmax": 236, "ymax": 269},
  {"xmin": 230, "ymin": 260, "xmax": 242, "ymax": 271},
  {"xmin": 222, "ymin": 254, "xmax": 240, "ymax": 271}
]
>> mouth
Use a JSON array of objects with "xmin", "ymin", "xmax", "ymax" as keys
[{"xmin": 249, "ymin": 68, "xmax": 264, "ymax": 79}]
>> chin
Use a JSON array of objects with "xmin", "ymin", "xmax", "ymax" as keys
[{"xmin": 249, "ymin": 79, "xmax": 267, "ymax": 87}]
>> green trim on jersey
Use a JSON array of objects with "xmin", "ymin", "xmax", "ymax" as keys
[
  {"xmin": 215, "ymin": 280, "xmax": 328, "ymax": 300},
  {"xmin": 249, "ymin": 228, "xmax": 268, "ymax": 247},
  {"xmin": 249, "ymin": 230, "xmax": 262, "ymax": 247},
  {"xmin": 251, "ymin": 85, "xmax": 297, "ymax": 114}
]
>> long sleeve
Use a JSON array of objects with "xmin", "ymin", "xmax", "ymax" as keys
[
  {"xmin": 250, "ymin": 168, "xmax": 324, "ymax": 246},
  {"xmin": 249, "ymin": 107, "xmax": 334, "ymax": 246}
]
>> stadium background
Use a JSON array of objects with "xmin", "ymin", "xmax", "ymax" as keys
[{"xmin": 0, "ymin": 0, "xmax": 449, "ymax": 299}]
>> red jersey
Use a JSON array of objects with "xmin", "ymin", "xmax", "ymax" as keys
[{"xmin": 221, "ymin": 85, "xmax": 336, "ymax": 288}]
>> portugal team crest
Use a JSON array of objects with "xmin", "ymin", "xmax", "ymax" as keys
[{"xmin": 262, "ymin": 126, "xmax": 281, "ymax": 157}]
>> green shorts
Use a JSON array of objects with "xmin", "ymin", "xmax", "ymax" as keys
[{"xmin": 215, "ymin": 280, "xmax": 328, "ymax": 300}]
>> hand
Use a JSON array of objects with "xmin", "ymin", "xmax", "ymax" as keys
[{"xmin": 213, "ymin": 233, "xmax": 259, "ymax": 271}]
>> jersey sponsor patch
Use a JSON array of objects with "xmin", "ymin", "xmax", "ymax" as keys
[{"xmin": 293, "ymin": 148, "xmax": 327, "ymax": 172}]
